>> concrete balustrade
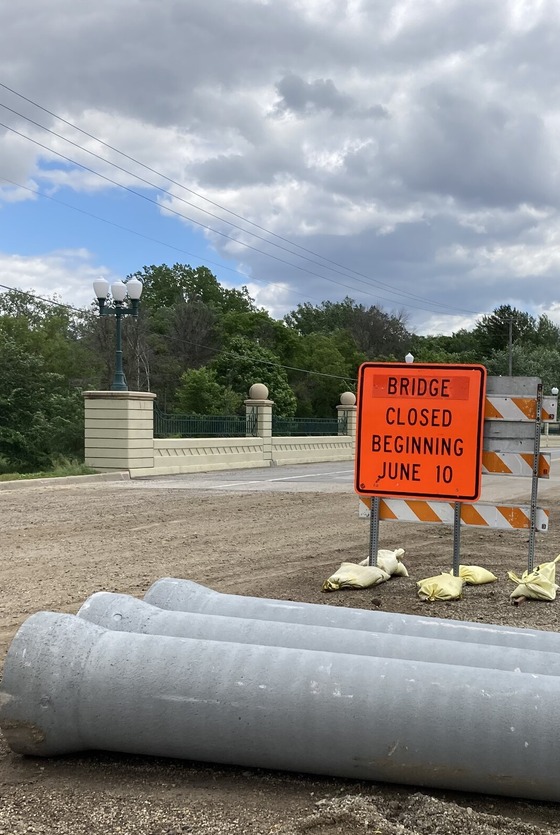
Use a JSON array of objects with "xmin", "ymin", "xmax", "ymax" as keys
[{"xmin": 83, "ymin": 385, "xmax": 357, "ymax": 478}]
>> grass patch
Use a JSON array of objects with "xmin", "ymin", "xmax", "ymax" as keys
[{"xmin": 0, "ymin": 459, "xmax": 97, "ymax": 482}]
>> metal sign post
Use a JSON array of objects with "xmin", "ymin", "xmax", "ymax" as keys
[
  {"xmin": 452, "ymin": 502, "xmax": 461, "ymax": 577},
  {"xmin": 368, "ymin": 497, "xmax": 380, "ymax": 567},
  {"xmin": 528, "ymin": 383, "xmax": 543, "ymax": 571}
]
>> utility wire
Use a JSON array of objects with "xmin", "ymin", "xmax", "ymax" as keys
[
  {"xmin": 0, "ymin": 80, "xmax": 381, "ymax": 289},
  {"xmin": 0, "ymin": 83, "xmax": 478, "ymax": 314},
  {"xmin": 0, "ymin": 174, "xmax": 335, "ymax": 310},
  {"xmin": 0, "ymin": 91, "xmax": 479, "ymax": 316},
  {"xmin": 1, "ymin": 119, "xmax": 437, "ymax": 314},
  {"xmin": 0, "ymin": 282, "xmax": 82, "ymax": 313},
  {"xmin": 1, "ymin": 119, "xmax": 469, "ymax": 317}
]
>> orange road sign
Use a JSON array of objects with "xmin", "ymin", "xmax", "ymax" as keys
[{"xmin": 355, "ymin": 363, "xmax": 487, "ymax": 502}]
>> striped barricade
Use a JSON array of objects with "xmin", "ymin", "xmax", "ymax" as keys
[
  {"xmin": 357, "ymin": 377, "xmax": 555, "ymax": 569},
  {"xmin": 358, "ymin": 497, "xmax": 549, "ymax": 531},
  {"xmin": 485, "ymin": 396, "xmax": 557, "ymax": 422},
  {"xmin": 482, "ymin": 451, "xmax": 550, "ymax": 478}
]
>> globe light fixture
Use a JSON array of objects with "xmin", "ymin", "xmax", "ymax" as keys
[
  {"xmin": 404, "ymin": 352, "xmax": 414, "ymax": 364},
  {"xmin": 93, "ymin": 277, "xmax": 143, "ymax": 391}
]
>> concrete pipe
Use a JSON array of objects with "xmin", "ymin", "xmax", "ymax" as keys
[
  {"xmin": 144, "ymin": 577, "xmax": 560, "ymax": 652},
  {"xmin": 2, "ymin": 611, "xmax": 560, "ymax": 802},
  {"xmin": 79, "ymin": 592, "xmax": 560, "ymax": 677}
]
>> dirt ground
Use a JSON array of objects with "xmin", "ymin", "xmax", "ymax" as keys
[{"xmin": 1, "ymin": 478, "xmax": 560, "ymax": 834}]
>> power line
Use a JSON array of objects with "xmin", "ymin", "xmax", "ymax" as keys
[
  {"xmin": 0, "ymin": 174, "xmax": 334, "ymax": 310},
  {"xmin": 0, "ymin": 119, "xmax": 427, "ymax": 314},
  {"xmin": 0, "ymin": 282, "xmax": 82, "ymax": 313},
  {"xmin": 0, "ymin": 83, "xmax": 342, "ymax": 263},
  {"xmin": 0, "ymin": 88, "xmax": 480, "ymax": 317},
  {"xmin": 1, "ymin": 118, "xmax": 470, "ymax": 317},
  {"xmin": 0, "ymin": 117, "xmax": 475, "ymax": 318},
  {"xmin": 0, "ymin": 80, "xmax": 375, "ymax": 286},
  {"xmin": 0, "ymin": 112, "xmax": 465, "ymax": 317},
  {"xmin": 0, "ymin": 83, "xmax": 479, "ymax": 314}
]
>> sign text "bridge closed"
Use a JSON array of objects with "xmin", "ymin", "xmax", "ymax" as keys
[{"xmin": 355, "ymin": 364, "xmax": 487, "ymax": 502}]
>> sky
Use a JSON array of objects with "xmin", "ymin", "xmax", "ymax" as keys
[{"xmin": 1, "ymin": 0, "xmax": 560, "ymax": 336}]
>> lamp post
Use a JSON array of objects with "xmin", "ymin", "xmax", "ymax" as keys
[{"xmin": 93, "ymin": 277, "xmax": 143, "ymax": 391}]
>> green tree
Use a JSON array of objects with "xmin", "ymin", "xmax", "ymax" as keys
[
  {"xmin": 212, "ymin": 336, "xmax": 297, "ymax": 416},
  {"xmin": 284, "ymin": 297, "xmax": 412, "ymax": 360},
  {"xmin": 349, "ymin": 305, "xmax": 411, "ymax": 359},
  {"xmin": 484, "ymin": 344, "xmax": 560, "ymax": 393},
  {"xmin": 174, "ymin": 368, "xmax": 242, "ymax": 415},
  {"xmin": 137, "ymin": 299, "xmax": 223, "ymax": 409},
  {"xmin": 290, "ymin": 331, "xmax": 361, "ymax": 417},
  {"xmin": 120, "ymin": 264, "xmax": 260, "ymax": 405},
  {"xmin": 0, "ymin": 290, "xmax": 97, "ymax": 387},
  {"xmin": 128, "ymin": 263, "xmax": 256, "ymax": 314},
  {"xmin": 0, "ymin": 288, "xmax": 100, "ymax": 471},
  {"xmin": 222, "ymin": 309, "xmax": 300, "ymax": 365},
  {"xmin": 0, "ymin": 334, "xmax": 83, "ymax": 471},
  {"xmin": 533, "ymin": 314, "xmax": 560, "ymax": 349},
  {"xmin": 473, "ymin": 305, "xmax": 537, "ymax": 357},
  {"xmin": 410, "ymin": 331, "xmax": 481, "ymax": 363},
  {"xmin": 284, "ymin": 297, "xmax": 357, "ymax": 335}
]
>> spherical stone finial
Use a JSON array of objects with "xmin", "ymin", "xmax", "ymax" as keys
[
  {"xmin": 249, "ymin": 383, "xmax": 269, "ymax": 400},
  {"xmin": 340, "ymin": 391, "xmax": 356, "ymax": 406}
]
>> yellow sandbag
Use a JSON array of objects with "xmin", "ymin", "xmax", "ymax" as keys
[
  {"xmin": 359, "ymin": 549, "xmax": 409, "ymax": 577},
  {"xmin": 322, "ymin": 562, "xmax": 390, "ymax": 592},
  {"xmin": 449, "ymin": 565, "xmax": 497, "ymax": 585},
  {"xmin": 508, "ymin": 555, "xmax": 560, "ymax": 601},
  {"xmin": 417, "ymin": 573, "xmax": 464, "ymax": 602}
]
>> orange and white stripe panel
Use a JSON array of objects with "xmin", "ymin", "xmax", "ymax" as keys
[
  {"xmin": 358, "ymin": 497, "xmax": 549, "ymax": 531},
  {"xmin": 485, "ymin": 396, "xmax": 557, "ymax": 422},
  {"xmin": 481, "ymin": 451, "xmax": 550, "ymax": 478}
]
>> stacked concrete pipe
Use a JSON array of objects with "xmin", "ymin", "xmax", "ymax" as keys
[
  {"xmin": 2, "ymin": 581, "xmax": 560, "ymax": 802},
  {"xmin": 144, "ymin": 576, "xmax": 560, "ymax": 651},
  {"xmin": 79, "ymin": 591, "xmax": 560, "ymax": 675}
]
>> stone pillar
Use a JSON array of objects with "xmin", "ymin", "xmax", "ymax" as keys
[
  {"xmin": 83, "ymin": 391, "xmax": 157, "ymax": 473},
  {"xmin": 244, "ymin": 383, "xmax": 274, "ymax": 463},
  {"xmin": 337, "ymin": 392, "xmax": 357, "ymax": 448}
]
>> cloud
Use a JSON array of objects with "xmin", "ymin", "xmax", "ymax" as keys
[
  {"xmin": 0, "ymin": 250, "xmax": 122, "ymax": 309},
  {"xmin": 275, "ymin": 74, "xmax": 354, "ymax": 116},
  {"xmin": 244, "ymin": 280, "xmax": 296, "ymax": 319}
]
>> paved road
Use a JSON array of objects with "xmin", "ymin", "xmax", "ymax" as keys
[
  {"xmin": 132, "ymin": 451, "xmax": 560, "ymax": 503},
  {"xmin": 132, "ymin": 461, "xmax": 356, "ymax": 493}
]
